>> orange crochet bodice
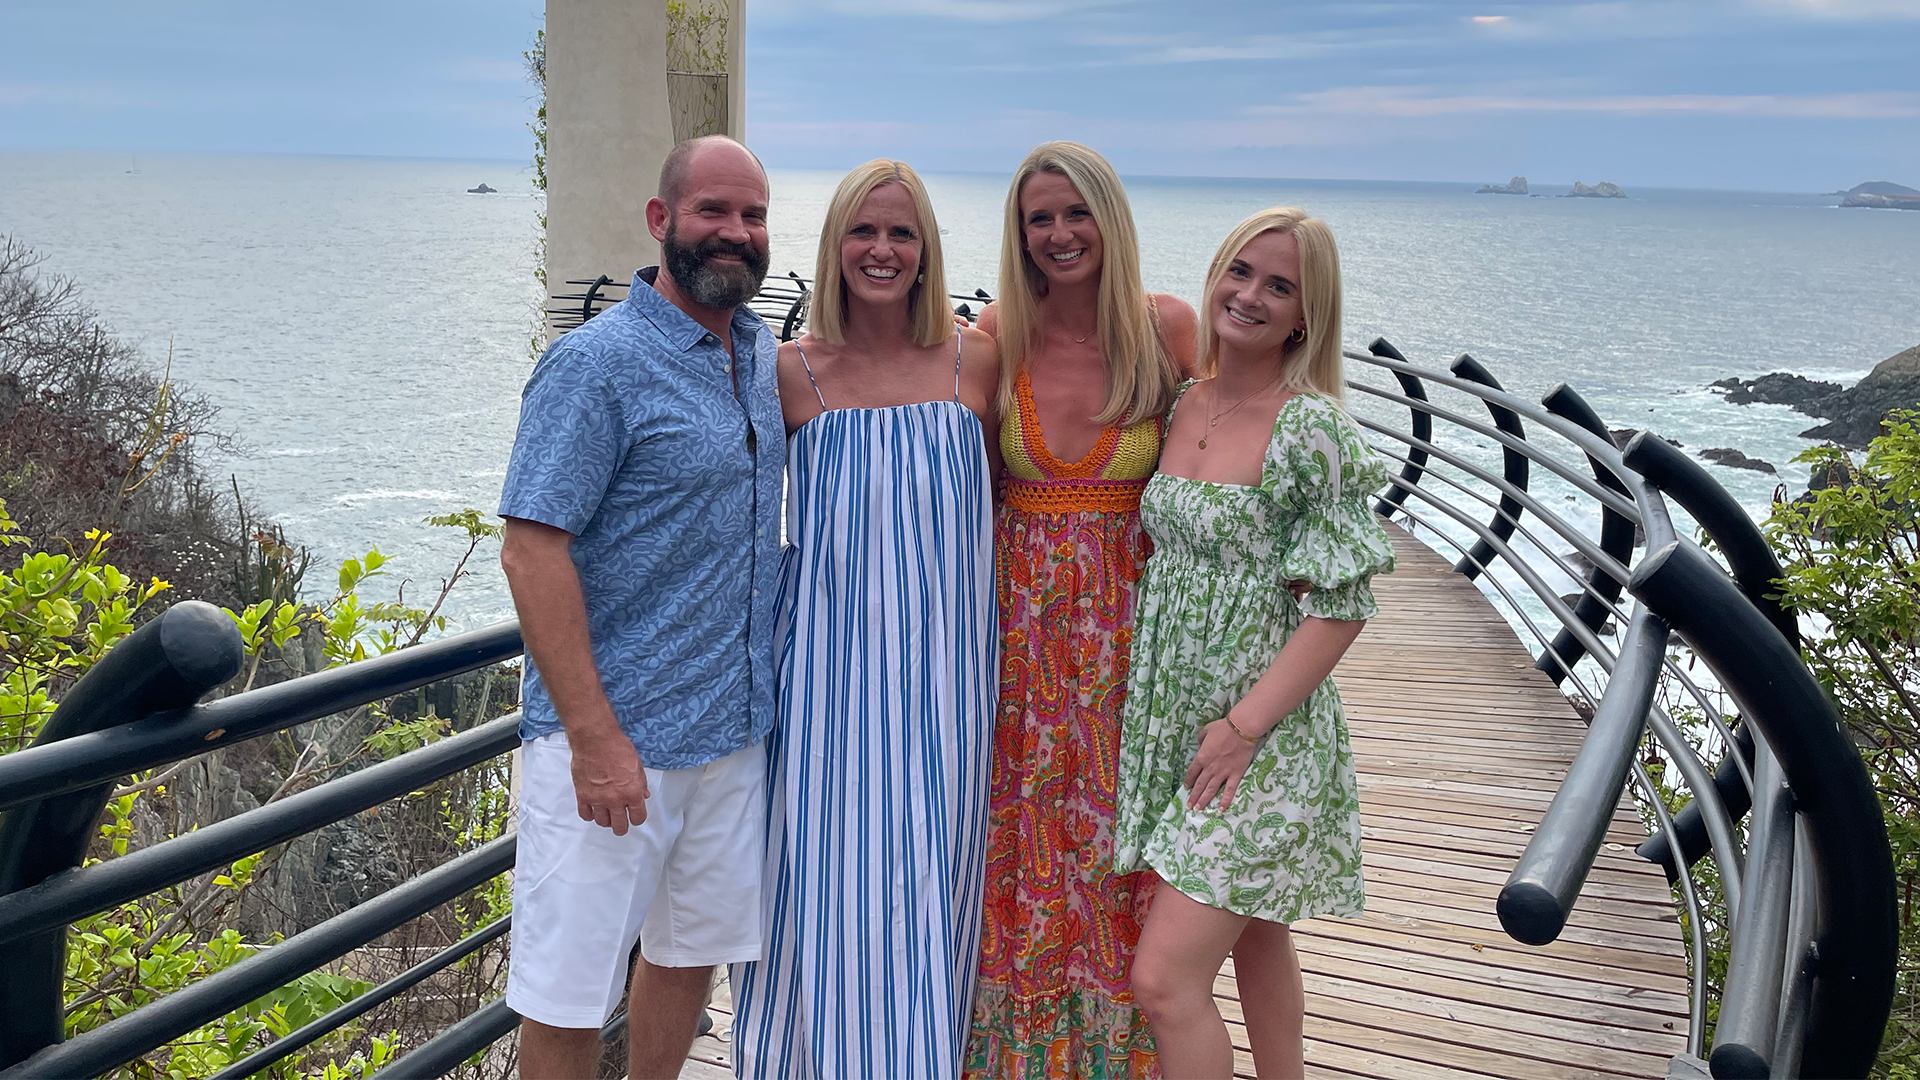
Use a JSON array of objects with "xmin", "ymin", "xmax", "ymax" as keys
[{"xmin": 1001, "ymin": 368, "xmax": 1162, "ymax": 514}]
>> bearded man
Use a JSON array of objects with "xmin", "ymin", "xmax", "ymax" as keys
[{"xmin": 497, "ymin": 135, "xmax": 780, "ymax": 1080}]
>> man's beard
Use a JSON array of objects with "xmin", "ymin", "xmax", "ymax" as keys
[{"xmin": 663, "ymin": 220, "xmax": 769, "ymax": 310}]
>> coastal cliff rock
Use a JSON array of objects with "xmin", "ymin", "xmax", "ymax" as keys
[
  {"xmin": 1713, "ymin": 343, "xmax": 1920, "ymax": 449},
  {"xmin": 1801, "ymin": 344, "xmax": 1920, "ymax": 446},
  {"xmin": 1477, "ymin": 176, "xmax": 1528, "ymax": 195},
  {"xmin": 1566, "ymin": 181, "xmax": 1626, "ymax": 198},
  {"xmin": 1838, "ymin": 181, "xmax": 1920, "ymax": 210},
  {"xmin": 1843, "ymin": 192, "xmax": 1920, "ymax": 211}
]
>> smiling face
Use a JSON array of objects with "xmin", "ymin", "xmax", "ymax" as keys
[
  {"xmin": 838, "ymin": 181, "xmax": 923, "ymax": 309},
  {"xmin": 1209, "ymin": 228, "xmax": 1306, "ymax": 360},
  {"xmin": 654, "ymin": 140, "xmax": 770, "ymax": 309},
  {"xmin": 1019, "ymin": 170, "xmax": 1104, "ymax": 290}
]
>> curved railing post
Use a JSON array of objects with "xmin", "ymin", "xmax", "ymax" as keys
[
  {"xmin": 1622, "ymin": 432, "xmax": 1798, "ymax": 647},
  {"xmin": 578, "ymin": 274, "xmax": 611, "ymax": 327},
  {"xmin": 780, "ymin": 271, "xmax": 810, "ymax": 342},
  {"xmin": 1498, "ymin": 606, "xmax": 1668, "ymax": 944},
  {"xmin": 1536, "ymin": 383, "xmax": 1636, "ymax": 683},
  {"xmin": 1447, "ymin": 353, "xmax": 1528, "ymax": 580},
  {"xmin": 0, "ymin": 601, "xmax": 242, "ymax": 1069},
  {"xmin": 1711, "ymin": 744, "xmax": 1798, "ymax": 1076},
  {"xmin": 1630, "ymin": 539, "xmax": 1894, "ymax": 1078},
  {"xmin": 1366, "ymin": 337, "xmax": 1432, "ymax": 518}
]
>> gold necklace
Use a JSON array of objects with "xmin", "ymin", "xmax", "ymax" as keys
[{"xmin": 1198, "ymin": 377, "xmax": 1279, "ymax": 450}]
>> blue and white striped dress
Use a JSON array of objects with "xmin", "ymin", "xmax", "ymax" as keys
[{"xmin": 732, "ymin": 347, "xmax": 997, "ymax": 1080}]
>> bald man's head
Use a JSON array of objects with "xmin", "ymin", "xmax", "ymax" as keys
[
  {"xmin": 647, "ymin": 135, "xmax": 771, "ymax": 311},
  {"xmin": 659, "ymin": 135, "xmax": 767, "ymax": 209}
]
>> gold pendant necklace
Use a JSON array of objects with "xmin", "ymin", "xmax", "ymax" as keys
[{"xmin": 1198, "ymin": 377, "xmax": 1277, "ymax": 450}]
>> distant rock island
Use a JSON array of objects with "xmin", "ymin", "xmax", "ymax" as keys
[
  {"xmin": 1565, "ymin": 181, "xmax": 1626, "ymax": 199},
  {"xmin": 467, "ymin": 183, "xmax": 497, "ymax": 194},
  {"xmin": 1837, "ymin": 180, "xmax": 1920, "ymax": 210},
  {"xmin": 1476, "ymin": 176, "xmax": 1528, "ymax": 195},
  {"xmin": 1712, "ymin": 342, "xmax": 1920, "ymax": 449}
]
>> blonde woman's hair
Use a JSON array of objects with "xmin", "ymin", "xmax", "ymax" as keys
[
  {"xmin": 807, "ymin": 159, "xmax": 954, "ymax": 348},
  {"xmin": 995, "ymin": 141, "xmax": 1178, "ymax": 425},
  {"xmin": 1196, "ymin": 207, "xmax": 1346, "ymax": 404}
]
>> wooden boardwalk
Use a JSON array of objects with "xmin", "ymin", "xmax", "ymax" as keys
[{"xmin": 682, "ymin": 525, "xmax": 1690, "ymax": 1079}]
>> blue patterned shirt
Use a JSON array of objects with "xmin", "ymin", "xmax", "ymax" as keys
[{"xmin": 499, "ymin": 267, "xmax": 783, "ymax": 768}]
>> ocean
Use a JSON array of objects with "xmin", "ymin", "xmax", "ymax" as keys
[{"xmin": 2, "ymin": 149, "xmax": 1917, "ymax": 629}]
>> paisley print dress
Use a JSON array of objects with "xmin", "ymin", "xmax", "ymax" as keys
[
  {"xmin": 1114, "ymin": 389, "xmax": 1394, "ymax": 922},
  {"xmin": 965, "ymin": 369, "xmax": 1163, "ymax": 1080}
]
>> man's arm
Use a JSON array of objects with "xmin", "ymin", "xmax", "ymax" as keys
[{"xmin": 501, "ymin": 517, "xmax": 650, "ymax": 833}]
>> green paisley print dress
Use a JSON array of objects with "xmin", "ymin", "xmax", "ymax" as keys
[{"xmin": 1113, "ymin": 388, "xmax": 1395, "ymax": 923}]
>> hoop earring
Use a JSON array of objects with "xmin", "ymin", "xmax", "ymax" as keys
[{"xmin": 1288, "ymin": 327, "xmax": 1307, "ymax": 345}]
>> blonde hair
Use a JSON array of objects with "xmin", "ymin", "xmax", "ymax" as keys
[
  {"xmin": 995, "ymin": 142, "xmax": 1177, "ymax": 425},
  {"xmin": 1196, "ymin": 207, "xmax": 1346, "ymax": 404},
  {"xmin": 808, "ymin": 159, "xmax": 954, "ymax": 348}
]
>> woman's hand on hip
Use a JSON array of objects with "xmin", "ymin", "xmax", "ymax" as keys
[{"xmin": 1185, "ymin": 718, "xmax": 1259, "ymax": 812}]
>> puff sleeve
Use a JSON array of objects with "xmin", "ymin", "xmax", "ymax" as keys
[{"xmin": 1263, "ymin": 395, "xmax": 1397, "ymax": 622}]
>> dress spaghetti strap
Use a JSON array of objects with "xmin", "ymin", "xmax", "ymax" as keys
[
  {"xmin": 953, "ymin": 332, "xmax": 964, "ymax": 403},
  {"xmin": 793, "ymin": 341, "xmax": 829, "ymax": 410}
]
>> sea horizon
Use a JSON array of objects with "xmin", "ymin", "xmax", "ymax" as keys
[
  {"xmin": 3, "ymin": 145, "xmax": 1895, "ymax": 199},
  {"xmin": 1, "ymin": 147, "xmax": 1916, "ymax": 628}
]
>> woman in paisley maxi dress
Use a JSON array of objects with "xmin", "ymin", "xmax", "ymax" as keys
[
  {"xmin": 965, "ymin": 142, "xmax": 1198, "ymax": 1080},
  {"xmin": 730, "ymin": 160, "xmax": 1003, "ymax": 1080},
  {"xmin": 1116, "ymin": 208, "xmax": 1394, "ymax": 1080}
]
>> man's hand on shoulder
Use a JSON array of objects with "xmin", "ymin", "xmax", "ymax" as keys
[{"xmin": 571, "ymin": 723, "xmax": 650, "ymax": 834}]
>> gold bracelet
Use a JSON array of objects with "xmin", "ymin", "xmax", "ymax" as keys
[{"xmin": 1224, "ymin": 713, "xmax": 1261, "ymax": 743}]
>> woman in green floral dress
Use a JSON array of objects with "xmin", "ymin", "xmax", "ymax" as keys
[{"xmin": 1114, "ymin": 208, "xmax": 1394, "ymax": 1080}]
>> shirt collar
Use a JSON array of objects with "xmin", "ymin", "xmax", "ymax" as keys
[{"xmin": 630, "ymin": 266, "xmax": 765, "ymax": 354}]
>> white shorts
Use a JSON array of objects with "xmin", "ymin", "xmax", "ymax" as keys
[{"xmin": 505, "ymin": 733, "xmax": 767, "ymax": 1029}]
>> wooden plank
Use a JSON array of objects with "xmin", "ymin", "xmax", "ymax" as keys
[{"xmin": 1291, "ymin": 931, "xmax": 1689, "ymax": 1016}]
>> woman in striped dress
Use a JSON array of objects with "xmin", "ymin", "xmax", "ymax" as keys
[
  {"xmin": 731, "ymin": 159, "xmax": 1002, "ymax": 1080},
  {"xmin": 965, "ymin": 142, "xmax": 1198, "ymax": 1080}
]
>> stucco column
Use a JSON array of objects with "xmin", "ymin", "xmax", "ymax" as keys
[
  {"xmin": 726, "ymin": 0, "xmax": 746, "ymax": 142},
  {"xmin": 545, "ymin": 0, "xmax": 676, "ymax": 326}
]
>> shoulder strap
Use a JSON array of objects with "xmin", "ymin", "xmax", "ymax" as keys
[
  {"xmin": 793, "ymin": 340, "xmax": 828, "ymax": 410},
  {"xmin": 953, "ymin": 331, "xmax": 964, "ymax": 403}
]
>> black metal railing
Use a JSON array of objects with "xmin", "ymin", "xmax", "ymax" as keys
[
  {"xmin": 546, "ymin": 272, "xmax": 995, "ymax": 340},
  {"xmin": 1345, "ymin": 339, "xmax": 1894, "ymax": 1079},
  {"xmin": 0, "ymin": 308, "xmax": 1891, "ymax": 1078}
]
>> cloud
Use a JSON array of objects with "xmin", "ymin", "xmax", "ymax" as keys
[
  {"xmin": 1072, "ymin": 28, "xmax": 1393, "ymax": 65},
  {"xmin": 756, "ymin": 0, "xmax": 1131, "ymax": 23},
  {"xmin": 1252, "ymin": 86, "xmax": 1920, "ymax": 119},
  {"xmin": 1756, "ymin": 0, "xmax": 1920, "ymax": 17}
]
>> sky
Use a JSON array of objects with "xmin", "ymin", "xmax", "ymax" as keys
[{"xmin": 2, "ymin": 0, "xmax": 1917, "ymax": 191}]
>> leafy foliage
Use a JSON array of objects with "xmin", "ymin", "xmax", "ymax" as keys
[
  {"xmin": 2, "ymin": 498, "xmax": 516, "ymax": 1078},
  {"xmin": 1767, "ymin": 410, "xmax": 1920, "ymax": 1072}
]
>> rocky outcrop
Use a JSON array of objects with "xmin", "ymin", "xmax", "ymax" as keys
[
  {"xmin": 1843, "ymin": 192, "xmax": 1920, "ymax": 211},
  {"xmin": 1477, "ymin": 176, "xmax": 1528, "ymax": 195},
  {"xmin": 1836, "ymin": 181, "xmax": 1920, "ymax": 197},
  {"xmin": 1609, "ymin": 428, "xmax": 1682, "ymax": 449},
  {"xmin": 1700, "ymin": 448, "xmax": 1777, "ymax": 474},
  {"xmin": 1713, "ymin": 343, "xmax": 1920, "ymax": 449},
  {"xmin": 1801, "ymin": 345, "xmax": 1920, "ymax": 446},
  {"xmin": 1709, "ymin": 372, "xmax": 1845, "ymax": 414},
  {"xmin": 1566, "ymin": 181, "xmax": 1626, "ymax": 198},
  {"xmin": 466, "ymin": 182, "xmax": 497, "ymax": 194}
]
